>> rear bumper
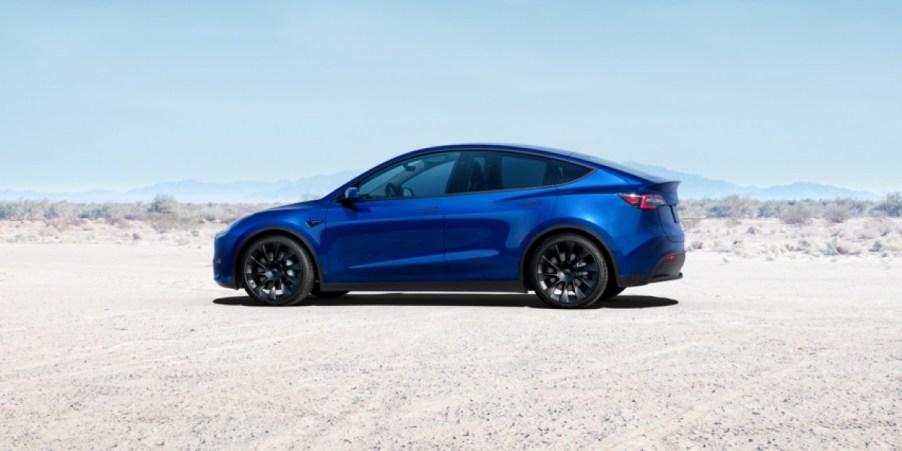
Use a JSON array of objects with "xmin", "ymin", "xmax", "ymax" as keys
[{"xmin": 618, "ymin": 253, "xmax": 685, "ymax": 287}]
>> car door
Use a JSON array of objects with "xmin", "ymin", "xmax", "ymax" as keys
[
  {"xmin": 324, "ymin": 151, "xmax": 461, "ymax": 283},
  {"xmin": 444, "ymin": 151, "xmax": 588, "ymax": 281}
]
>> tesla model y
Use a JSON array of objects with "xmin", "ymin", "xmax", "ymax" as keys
[{"xmin": 214, "ymin": 144, "xmax": 684, "ymax": 308}]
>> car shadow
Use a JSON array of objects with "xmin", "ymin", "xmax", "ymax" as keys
[{"xmin": 212, "ymin": 293, "xmax": 678, "ymax": 310}]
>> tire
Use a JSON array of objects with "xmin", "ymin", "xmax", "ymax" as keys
[
  {"xmin": 240, "ymin": 236, "xmax": 315, "ymax": 306},
  {"xmin": 311, "ymin": 287, "xmax": 349, "ymax": 298},
  {"xmin": 528, "ymin": 233, "xmax": 609, "ymax": 309}
]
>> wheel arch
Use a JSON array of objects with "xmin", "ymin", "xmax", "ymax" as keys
[
  {"xmin": 232, "ymin": 227, "xmax": 324, "ymax": 289},
  {"xmin": 519, "ymin": 224, "xmax": 622, "ymax": 291}
]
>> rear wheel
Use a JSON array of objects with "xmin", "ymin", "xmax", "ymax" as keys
[
  {"xmin": 529, "ymin": 234, "xmax": 609, "ymax": 309},
  {"xmin": 240, "ymin": 236, "xmax": 315, "ymax": 306}
]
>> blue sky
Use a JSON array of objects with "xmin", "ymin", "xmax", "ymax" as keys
[{"xmin": 1, "ymin": 1, "xmax": 900, "ymax": 193}]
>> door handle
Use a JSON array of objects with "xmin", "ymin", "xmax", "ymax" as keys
[
  {"xmin": 416, "ymin": 206, "xmax": 438, "ymax": 213},
  {"xmin": 519, "ymin": 200, "xmax": 542, "ymax": 207}
]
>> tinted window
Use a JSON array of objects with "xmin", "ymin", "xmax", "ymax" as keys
[
  {"xmin": 501, "ymin": 155, "xmax": 547, "ymax": 189},
  {"xmin": 358, "ymin": 152, "xmax": 460, "ymax": 199},
  {"xmin": 462, "ymin": 151, "xmax": 589, "ymax": 192},
  {"xmin": 569, "ymin": 152, "xmax": 661, "ymax": 182}
]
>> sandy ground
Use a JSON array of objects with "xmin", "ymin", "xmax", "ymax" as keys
[{"xmin": 1, "ymin": 243, "xmax": 901, "ymax": 449}]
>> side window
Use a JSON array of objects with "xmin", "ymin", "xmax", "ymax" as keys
[
  {"xmin": 463, "ymin": 151, "xmax": 590, "ymax": 192},
  {"xmin": 545, "ymin": 159, "xmax": 591, "ymax": 185},
  {"xmin": 357, "ymin": 152, "xmax": 460, "ymax": 199},
  {"xmin": 500, "ymin": 155, "xmax": 547, "ymax": 189}
]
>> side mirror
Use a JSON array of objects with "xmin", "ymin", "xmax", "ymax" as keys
[{"xmin": 343, "ymin": 187, "xmax": 360, "ymax": 205}]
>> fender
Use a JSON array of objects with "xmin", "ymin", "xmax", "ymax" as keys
[
  {"xmin": 232, "ymin": 226, "xmax": 326, "ymax": 288},
  {"xmin": 518, "ymin": 223, "xmax": 624, "ymax": 290}
]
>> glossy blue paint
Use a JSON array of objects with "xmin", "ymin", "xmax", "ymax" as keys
[
  {"xmin": 324, "ymin": 196, "xmax": 447, "ymax": 282},
  {"xmin": 444, "ymin": 187, "xmax": 556, "ymax": 281},
  {"xmin": 213, "ymin": 143, "xmax": 685, "ymax": 291}
]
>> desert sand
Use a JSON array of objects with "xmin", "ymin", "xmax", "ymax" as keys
[{"xmin": 1, "ymin": 233, "xmax": 901, "ymax": 449}]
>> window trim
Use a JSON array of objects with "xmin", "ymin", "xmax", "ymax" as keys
[{"xmin": 333, "ymin": 148, "xmax": 595, "ymax": 203}]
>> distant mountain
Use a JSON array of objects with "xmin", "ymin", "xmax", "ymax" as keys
[
  {"xmin": 0, "ymin": 164, "xmax": 881, "ymax": 203},
  {"xmin": 621, "ymin": 162, "xmax": 881, "ymax": 200},
  {"xmin": 0, "ymin": 171, "xmax": 360, "ymax": 204},
  {"xmin": 125, "ymin": 171, "xmax": 362, "ymax": 203}
]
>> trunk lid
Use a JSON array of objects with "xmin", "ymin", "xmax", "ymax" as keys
[{"xmin": 646, "ymin": 181, "xmax": 684, "ymax": 243}]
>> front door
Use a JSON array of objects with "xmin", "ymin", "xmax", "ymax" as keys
[{"xmin": 323, "ymin": 151, "xmax": 461, "ymax": 283}]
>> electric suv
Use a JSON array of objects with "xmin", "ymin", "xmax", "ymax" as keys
[{"xmin": 214, "ymin": 144, "xmax": 684, "ymax": 308}]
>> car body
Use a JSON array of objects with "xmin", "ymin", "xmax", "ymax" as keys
[{"xmin": 214, "ymin": 144, "xmax": 685, "ymax": 308}]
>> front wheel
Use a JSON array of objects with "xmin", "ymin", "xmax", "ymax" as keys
[
  {"xmin": 240, "ymin": 236, "xmax": 315, "ymax": 306},
  {"xmin": 529, "ymin": 234, "xmax": 609, "ymax": 309}
]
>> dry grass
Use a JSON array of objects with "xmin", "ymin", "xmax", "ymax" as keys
[
  {"xmin": 2, "ymin": 196, "xmax": 901, "ymax": 258},
  {"xmin": 685, "ymin": 218, "xmax": 902, "ymax": 259},
  {"xmin": 0, "ymin": 197, "xmax": 279, "ymax": 247},
  {"xmin": 680, "ymin": 194, "xmax": 900, "ymax": 224},
  {"xmin": 0, "ymin": 198, "xmax": 275, "ymax": 227}
]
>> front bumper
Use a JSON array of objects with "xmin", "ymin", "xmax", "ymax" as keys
[{"xmin": 213, "ymin": 232, "xmax": 238, "ymax": 289}]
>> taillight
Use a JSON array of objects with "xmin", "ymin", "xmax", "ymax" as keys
[{"xmin": 618, "ymin": 193, "xmax": 667, "ymax": 209}]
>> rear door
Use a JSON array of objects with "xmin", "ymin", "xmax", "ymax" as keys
[{"xmin": 443, "ymin": 151, "xmax": 588, "ymax": 281}]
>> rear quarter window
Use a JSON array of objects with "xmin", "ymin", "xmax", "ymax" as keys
[{"xmin": 546, "ymin": 160, "xmax": 591, "ymax": 185}]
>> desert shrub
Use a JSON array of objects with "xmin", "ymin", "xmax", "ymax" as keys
[
  {"xmin": 795, "ymin": 239, "xmax": 819, "ymax": 255},
  {"xmin": 871, "ymin": 237, "xmax": 902, "ymax": 257},
  {"xmin": 79, "ymin": 204, "xmax": 113, "ymax": 220},
  {"xmin": 876, "ymin": 192, "xmax": 902, "ymax": 217},
  {"xmin": 823, "ymin": 239, "xmax": 861, "ymax": 256},
  {"xmin": 147, "ymin": 195, "xmax": 188, "ymax": 233},
  {"xmin": 823, "ymin": 203, "xmax": 851, "ymax": 224},
  {"xmin": 677, "ymin": 203, "xmax": 707, "ymax": 230},
  {"xmin": 865, "ymin": 218, "xmax": 896, "ymax": 237},
  {"xmin": 707, "ymin": 195, "xmax": 758, "ymax": 220},
  {"xmin": 780, "ymin": 202, "xmax": 815, "ymax": 225},
  {"xmin": 839, "ymin": 198, "xmax": 870, "ymax": 217},
  {"xmin": 148, "ymin": 194, "xmax": 179, "ymax": 215},
  {"xmin": 757, "ymin": 200, "xmax": 785, "ymax": 218},
  {"xmin": 0, "ymin": 202, "xmax": 27, "ymax": 220},
  {"xmin": 44, "ymin": 202, "xmax": 82, "ymax": 221},
  {"xmin": 0, "ymin": 200, "xmax": 64, "ymax": 220}
]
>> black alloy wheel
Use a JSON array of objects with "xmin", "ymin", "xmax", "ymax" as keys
[
  {"xmin": 529, "ymin": 234, "xmax": 609, "ymax": 308},
  {"xmin": 241, "ymin": 236, "xmax": 314, "ymax": 306}
]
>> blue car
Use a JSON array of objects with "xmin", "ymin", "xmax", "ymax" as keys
[{"xmin": 214, "ymin": 144, "xmax": 684, "ymax": 308}]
